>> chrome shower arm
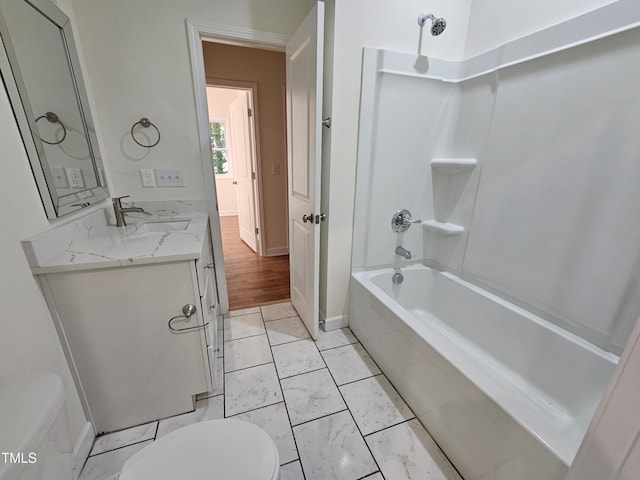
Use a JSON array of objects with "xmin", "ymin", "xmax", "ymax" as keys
[{"xmin": 418, "ymin": 13, "xmax": 435, "ymax": 27}]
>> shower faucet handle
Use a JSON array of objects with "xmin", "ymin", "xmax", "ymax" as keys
[{"xmin": 391, "ymin": 209, "xmax": 420, "ymax": 233}]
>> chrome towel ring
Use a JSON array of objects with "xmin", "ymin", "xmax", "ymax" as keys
[
  {"xmin": 130, "ymin": 117, "xmax": 160, "ymax": 148},
  {"xmin": 168, "ymin": 304, "xmax": 209, "ymax": 333},
  {"xmin": 35, "ymin": 112, "xmax": 67, "ymax": 145}
]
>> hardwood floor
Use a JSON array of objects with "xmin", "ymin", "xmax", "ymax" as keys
[{"xmin": 220, "ymin": 215, "xmax": 290, "ymax": 310}]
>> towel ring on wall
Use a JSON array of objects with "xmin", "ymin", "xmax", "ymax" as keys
[
  {"xmin": 130, "ymin": 117, "xmax": 161, "ymax": 148},
  {"xmin": 35, "ymin": 112, "xmax": 67, "ymax": 145}
]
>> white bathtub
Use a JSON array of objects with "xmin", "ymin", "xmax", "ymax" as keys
[{"xmin": 350, "ymin": 263, "xmax": 618, "ymax": 480}]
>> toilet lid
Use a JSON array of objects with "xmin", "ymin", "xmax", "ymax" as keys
[{"xmin": 120, "ymin": 419, "xmax": 279, "ymax": 480}]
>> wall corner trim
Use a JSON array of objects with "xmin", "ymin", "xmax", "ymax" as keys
[
  {"xmin": 72, "ymin": 421, "xmax": 94, "ymax": 479},
  {"xmin": 266, "ymin": 246, "xmax": 289, "ymax": 256},
  {"xmin": 321, "ymin": 311, "xmax": 349, "ymax": 331}
]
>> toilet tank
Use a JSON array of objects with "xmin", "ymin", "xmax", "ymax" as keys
[{"xmin": 0, "ymin": 374, "xmax": 72, "ymax": 480}]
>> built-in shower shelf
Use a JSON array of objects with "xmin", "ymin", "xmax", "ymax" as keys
[
  {"xmin": 422, "ymin": 220, "xmax": 464, "ymax": 235},
  {"xmin": 431, "ymin": 158, "xmax": 477, "ymax": 173}
]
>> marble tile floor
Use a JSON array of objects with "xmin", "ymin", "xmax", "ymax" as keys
[{"xmin": 79, "ymin": 301, "xmax": 462, "ymax": 480}]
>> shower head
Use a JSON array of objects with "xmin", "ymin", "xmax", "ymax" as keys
[{"xmin": 418, "ymin": 13, "xmax": 447, "ymax": 36}]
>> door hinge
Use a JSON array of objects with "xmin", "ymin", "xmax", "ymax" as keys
[
  {"xmin": 248, "ymin": 108, "xmax": 252, "ymax": 117},
  {"xmin": 251, "ymin": 172, "xmax": 256, "ymax": 180},
  {"xmin": 255, "ymin": 227, "xmax": 259, "ymax": 235}
]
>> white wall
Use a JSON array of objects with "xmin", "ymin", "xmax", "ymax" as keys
[
  {"xmin": 464, "ymin": 0, "xmax": 618, "ymax": 57},
  {"xmin": 69, "ymin": 0, "xmax": 313, "ymax": 202},
  {"xmin": 206, "ymin": 87, "xmax": 241, "ymax": 216}
]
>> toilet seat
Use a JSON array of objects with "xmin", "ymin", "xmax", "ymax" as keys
[{"xmin": 119, "ymin": 419, "xmax": 279, "ymax": 480}]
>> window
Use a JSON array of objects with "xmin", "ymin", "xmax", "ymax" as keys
[{"xmin": 210, "ymin": 120, "xmax": 230, "ymax": 176}]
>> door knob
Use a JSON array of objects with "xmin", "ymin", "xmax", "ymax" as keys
[{"xmin": 302, "ymin": 213, "xmax": 314, "ymax": 223}]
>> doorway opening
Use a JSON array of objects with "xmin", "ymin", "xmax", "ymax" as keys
[{"xmin": 203, "ymin": 45, "xmax": 290, "ymax": 311}]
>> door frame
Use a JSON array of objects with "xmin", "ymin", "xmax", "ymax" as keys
[
  {"xmin": 186, "ymin": 19, "xmax": 290, "ymax": 314},
  {"xmin": 207, "ymin": 81, "xmax": 265, "ymax": 256}
]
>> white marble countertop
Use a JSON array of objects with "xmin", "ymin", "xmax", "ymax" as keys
[{"xmin": 22, "ymin": 200, "xmax": 210, "ymax": 274}]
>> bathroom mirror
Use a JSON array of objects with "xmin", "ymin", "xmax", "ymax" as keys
[{"xmin": 0, "ymin": 0, "xmax": 109, "ymax": 218}]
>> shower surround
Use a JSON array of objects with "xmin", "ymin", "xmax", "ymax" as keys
[{"xmin": 350, "ymin": 2, "xmax": 640, "ymax": 479}]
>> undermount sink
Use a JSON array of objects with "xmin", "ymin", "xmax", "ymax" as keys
[{"xmin": 134, "ymin": 219, "xmax": 190, "ymax": 234}]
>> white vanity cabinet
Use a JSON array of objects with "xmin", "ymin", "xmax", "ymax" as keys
[
  {"xmin": 42, "ymin": 257, "xmax": 216, "ymax": 433},
  {"xmin": 26, "ymin": 207, "xmax": 220, "ymax": 434}
]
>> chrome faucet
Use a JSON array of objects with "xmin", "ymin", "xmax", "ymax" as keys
[
  {"xmin": 395, "ymin": 246, "xmax": 412, "ymax": 260},
  {"xmin": 112, "ymin": 195, "xmax": 146, "ymax": 227}
]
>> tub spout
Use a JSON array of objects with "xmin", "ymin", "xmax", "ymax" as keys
[{"xmin": 395, "ymin": 246, "xmax": 412, "ymax": 260}]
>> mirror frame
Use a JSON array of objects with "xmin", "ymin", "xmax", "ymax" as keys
[{"xmin": 0, "ymin": 0, "xmax": 109, "ymax": 218}]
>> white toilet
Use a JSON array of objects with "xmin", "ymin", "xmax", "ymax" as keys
[{"xmin": 119, "ymin": 418, "xmax": 280, "ymax": 480}]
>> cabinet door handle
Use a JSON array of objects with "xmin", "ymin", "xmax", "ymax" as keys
[{"xmin": 204, "ymin": 263, "xmax": 214, "ymax": 269}]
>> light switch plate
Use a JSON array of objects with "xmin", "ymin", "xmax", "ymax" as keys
[
  {"xmin": 51, "ymin": 167, "xmax": 68, "ymax": 188},
  {"xmin": 66, "ymin": 168, "xmax": 84, "ymax": 188},
  {"xmin": 140, "ymin": 169, "xmax": 155, "ymax": 187},
  {"xmin": 155, "ymin": 168, "xmax": 184, "ymax": 187}
]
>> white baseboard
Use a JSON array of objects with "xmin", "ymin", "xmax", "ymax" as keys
[
  {"xmin": 266, "ymin": 246, "xmax": 289, "ymax": 256},
  {"xmin": 321, "ymin": 311, "xmax": 349, "ymax": 331},
  {"xmin": 72, "ymin": 421, "xmax": 94, "ymax": 479},
  {"xmin": 218, "ymin": 210, "xmax": 238, "ymax": 217}
]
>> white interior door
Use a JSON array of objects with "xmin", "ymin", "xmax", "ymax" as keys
[
  {"xmin": 229, "ymin": 92, "xmax": 258, "ymax": 252},
  {"xmin": 286, "ymin": 2, "xmax": 324, "ymax": 339}
]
